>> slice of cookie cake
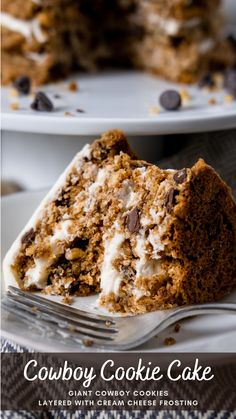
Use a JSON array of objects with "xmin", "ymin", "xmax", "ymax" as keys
[{"xmin": 3, "ymin": 131, "xmax": 236, "ymax": 313}]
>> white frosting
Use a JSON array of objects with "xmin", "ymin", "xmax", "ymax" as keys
[
  {"xmin": 25, "ymin": 52, "xmax": 47, "ymax": 64},
  {"xmin": 147, "ymin": 14, "xmax": 201, "ymax": 35},
  {"xmin": 78, "ymin": 144, "xmax": 91, "ymax": 164},
  {"xmin": 133, "ymin": 288, "xmax": 144, "ymax": 300},
  {"xmin": 165, "ymin": 169, "xmax": 175, "ymax": 173},
  {"xmin": 25, "ymin": 258, "xmax": 49, "ymax": 289},
  {"xmin": 82, "ymin": 163, "xmax": 98, "ymax": 180},
  {"xmin": 100, "ymin": 231, "xmax": 125, "ymax": 296},
  {"xmin": 117, "ymin": 180, "xmax": 137, "ymax": 209},
  {"xmin": 50, "ymin": 220, "xmax": 73, "ymax": 244},
  {"xmin": 136, "ymin": 167, "xmax": 147, "ymax": 180},
  {"xmin": 84, "ymin": 168, "xmax": 107, "ymax": 212},
  {"xmin": 89, "ymin": 168, "xmax": 107, "ymax": 194},
  {"xmin": 150, "ymin": 207, "xmax": 165, "ymax": 224},
  {"xmin": 60, "ymin": 277, "xmax": 74, "ymax": 289},
  {"xmin": 135, "ymin": 233, "xmax": 162, "ymax": 279},
  {"xmin": 0, "ymin": 12, "xmax": 47, "ymax": 43},
  {"xmin": 198, "ymin": 38, "xmax": 215, "ymax": 54},
  {"xmin": 148, "ymin": 229, "xmax": 165, "ymax": 259},
  {"xmin": 3, "ymin": 143, "xmax": 92, "ymax": 289}
]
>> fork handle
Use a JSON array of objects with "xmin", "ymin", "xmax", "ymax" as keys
[{"xmin": 168, "ymin": 303, "xmax": 236, "ymax": 323}]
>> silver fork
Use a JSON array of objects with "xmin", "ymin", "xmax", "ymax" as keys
[{"xmin": 2, "ymin": 286, "xmax": 236, "ymax": 350}]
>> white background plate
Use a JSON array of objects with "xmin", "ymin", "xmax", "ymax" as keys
[
  {"xmin": 2, "ymin": 190, "xmax": 236, "ymax": 353},
  {"xmin": 1, "ymin": 71, "xmax": 236, "ymax": 136}
]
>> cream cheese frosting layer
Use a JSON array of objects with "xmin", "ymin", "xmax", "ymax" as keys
[{"xmin": 0, "ymin": 12, "xmax": 47, "ymax": 43}]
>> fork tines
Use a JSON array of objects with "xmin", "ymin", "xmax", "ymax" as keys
[{"xmin": 2, "ymin": 286, "xmax": 118, "ymax": 344}]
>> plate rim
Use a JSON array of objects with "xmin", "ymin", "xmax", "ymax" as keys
[
  {"xmin": 2, "ymin": 111, "xmax": 236, "ymax": 136},
  {"xmin": 2, "ymin": 70, "xmax": 236, "ymax": 136}
]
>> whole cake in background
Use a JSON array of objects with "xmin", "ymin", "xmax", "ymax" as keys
[
  {"xmin": 3, "ymin": 130, "xmax": 236, "ymax": 314},
  {"xmin": 1, "ymin": 0, "xmax": 235, "ymax": 85}
]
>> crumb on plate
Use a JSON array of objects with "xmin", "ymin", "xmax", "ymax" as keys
[
  {"xmin": 10, "ymin": 102, "xmax": 19, "ymax": 110},
  {"xmin": 180, "ymin": 89, "xmax": 191, "ymax": 103},
  {"xmin": 68, "ymin": 81, "xmax": 78, "ymax": 92},
  {"xmin": 31, "ymin": 306, "xmax": 38, "ymax": 313},
  {"xmin": 174, "ymin": 323, "xmax": 181, "ymax": 333},
  {"xmin": 64, "ymin": 111, "xmax": 74, "ymax": 116},
  {"xmin": 164, "ymin": 337, "xmax": 176, "ymax": 346},
  {"xmin": 208, "ymin": 98, "xmax": 217, "ymax": 105},
  {"xmin": 224, "ymin": 94, "xmax": 234, "ymax": 104},
  {"xmin": 149, "ymin": 106, "xmax": 160, "ymax": 115},
  {"xmin": 9, "ymin": 88, "xmax": 19, "ymax": 98},
  {"xmin": 83, "ymin": 338, "xmax": 94, "ymax": 347},
  {"xmin": 62, "ymin": 294, "xmax": 73, "ymax": 305}
]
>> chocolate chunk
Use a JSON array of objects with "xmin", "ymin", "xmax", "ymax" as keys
[
  {"xmin": 13, "ymin": 76, "xmax": 31, "ymax": 95},
  {"xmin": 170, "ymin": 36, "xmax": 184, "ymax": 48},
  {"xmin": 224, "ymin": 68, "xmax": 236, "ymax": 98},
  {"xmin": 198, "ymin": 73, "xmax": 215, "ymax": 88},
  {"xmin": 159, "ymin": 90, "xmax": 181, "ymax": 111},
  {"xmin": 126, "ymin": 208, "xmax": 140, "ymax": 233},
  {"xmin": 31, "ymin": 92, "xmax": 54, "ymax": 111},
  {"xmin": 227, "ymin": 35, "xmax": 236, "ymax": 52},
  {"xmin": 21, "ymin": 228, "xmax": 35, "ymax": 245},
  {"xmin": 164, "ymin": 188, "xmax": 178, "ymax": 213},
  {"xmin": 54, "ymin": 196, "xmax": 70, "ymax": 207},
  {"xmin": 71, "ymin": 237, "xmax": 89, "ymax": 250},
  {"xmin": 76, "ymin": 108, "xmax": 85, "ymax": 113},
  {"xmin": 173, "ymin": 169, "xmax": 187, "ymax": 184}
]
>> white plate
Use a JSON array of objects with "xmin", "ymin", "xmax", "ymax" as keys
[
  {"xmin": 2, "ymin": 71, "xmax": 236, "ymax": 136},
  {"xmin": 1, "ymin": 190, "xmax": 236, "ymax": 353}
]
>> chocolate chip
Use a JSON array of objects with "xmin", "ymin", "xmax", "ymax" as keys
[
  {"xmin": 126, "ymin": 208, "xmax": 140, "ymax": 233},
  {"xmin": 173, "ymin": 169, "xmax": 187, "ymax": 185},
  {"xmin": 21, "ymin": 228, "xmax": 35, "ymax": 245},
  {"xmin": 13, "ymin": 76, "xmax": 31, "ymax": 95},
  {"xmin": 71, "ymin": 237, "xmax": 89, "ymax": 250},
  {"xmin": 224, "ymin": 68, "xmax": 236, "ymax": 98},
  {"xmin": 159, "ymin": 90, "xmax": 182, "ymax": 111},
  {"xmin": 170, "ymin": 36, "xmax": 184, "ymax": 48},
  {"xmin": 227, "ymin": 35, "xmax": 236, "ymax": 52},
  {"xmin": 31, "ymin": 92, "xmax": 54, "ymax": 111},
  {"xmin": 76, "ymin": 108, "xmax": 85, "ymax": 113},
  {"xmin": 164, "ymin": 188, "xmax": 178, "ymax": 213},
  {"xmin": 198, "ymin": 73, "xmax": 215, "ymax": 88},
  {"xmin": 54, "ymin": 196, "xmax": 70, "ymax": 207}
]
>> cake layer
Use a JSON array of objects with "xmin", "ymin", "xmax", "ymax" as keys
[
  {"xmin": 134, "ymin": 37, "xmax": 234, "ymax": 83},
  {"xmin": 3, "ymin": 131, "xmax": 236, "ymax": 314},
  {"xmin": 2, "ymin": 49, "xmax": 74, "ymax": 85}
]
